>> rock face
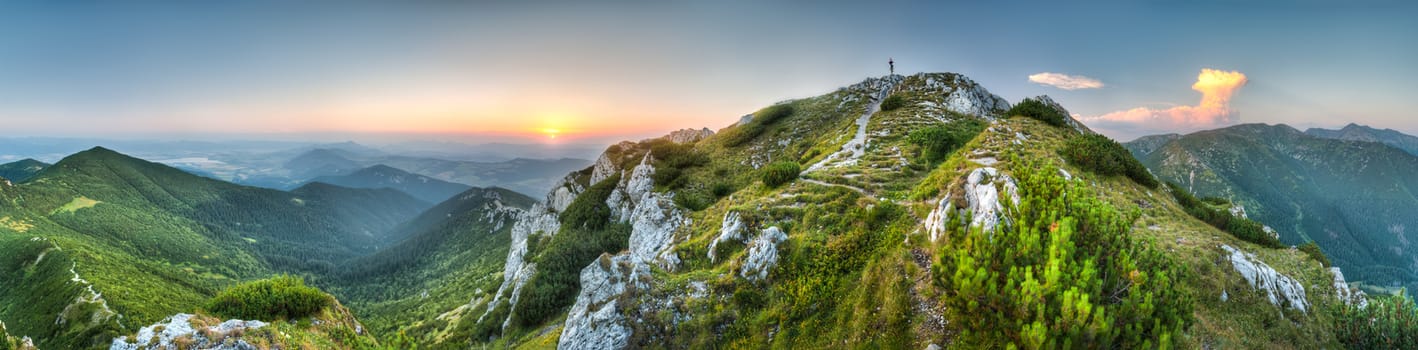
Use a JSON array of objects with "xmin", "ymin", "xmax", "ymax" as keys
[
  {"xmin": 894, "ymin": 73, "xmax": 1011, "ymax": 120},
  {"xmin": 478, "ymin": 178, "xmax": 573, "ymax": 329},
  {"xmin": 1330, "ymin": 267, "xmax": 1369, "ymax": 308},
  {"xmin": 663, "ymin": 128, "xmax": 715, "ymax": 144},
  {"xmin": 109, "ymin": 314, "xmax": 266, "ymax": 350},
  {"xmin": 939, "ymin": 75, "xmax": 1011, "ymax": 119},
  {"xmin": 590, "ymin": 152, "xmax": 619, "ymax": 185},
  {"xmin": 708, "ymin": 211, "xmax": 748, "ymax": 262},
  {"xmin": 1221, "ymin": 245, "xmax": 1310, "ymax": 313},
  {"xmin": 606, "ymin": 153, "xmax": 689, "ymax": 269},
  {"xmin": 560, "ymin": 148, "xmax": 692, "ymax": 349},
  {"xmin": 557, "ymin": 255, "xmax": 650, "ymax": 350},
  {"xmin": 740, "ymin": 227, "xmax": 788, "ymax": 281},
  {"xmin": 923, "ymin": 167, "xmax": 1020, "ymax": 241}
]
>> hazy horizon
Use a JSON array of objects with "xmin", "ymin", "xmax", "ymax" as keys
[{"xmin": 2, "ymin": 1, "xmax": 1416, "ymax": 142}]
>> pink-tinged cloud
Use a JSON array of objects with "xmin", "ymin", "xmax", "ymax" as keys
[
  {"xmin": 1084, "ymin": 69, "xmax": 1248, "ymax": 138},
  {"xmin": 1028, "ymin": 72, "xmax": 1105, "ymax": 90}
]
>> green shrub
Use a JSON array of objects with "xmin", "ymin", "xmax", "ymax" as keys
[
  {"xmin": 559, "ymin": 175, "xmax": 620, "ymax": 231},
  {"xmin": 1060, "ymin": 133, "xmax": 1159, "ymax": 188},
  {"xmin": 710, "ymin": 182, "xmax": 734, "ymax": 197},
  {"xmin": 512, "ymin": 224, "xmax": 631, "ymax": 329},
  {"xmin": 880, "ymin": 94, "xmax": 905, "ymax": 112},
  {"xmin": 511, "ymin": 175, "xmax": 632, "ymax": 329},
  {"xmin": 761, "ymin": 161, "xmax": 801, "ymax": 188},
  {"xmin": 936, "ymin": 156, "xmax": 1192, "ymax": 348},
  {"xmin": 907, "ymin": 122, "xmax": 983, "ymax": 164},
  {"xmin": 1333, "ymin": 292, "xmax": 1416, "ymax": 349},
  {"xmin": 1299, "ymin": 241, "xmax": 1332, "ymax": 268},
  {"xmin": 1006, "ymin": 97, "xmax": 1069, "ymax": 127},
  {"xmin": 1165, "ymin": 182, "xmax": 1284, "ymax": 248},
  {"xmin": 205, "ymin": 275, "xmax": 330, "ymax": 321},
  {"xmin": 645, "ymin": 140, "xmax": 710, "ymax": 191}
]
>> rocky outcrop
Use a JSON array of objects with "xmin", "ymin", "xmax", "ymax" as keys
[
  {"xmin": 740, "ymin": 227, "xmax": 788, "ymax": 281},
  {"xmin": 1220, "ymin": 245, "xmax": 1310, "ymax": 313},
  {"xmin": 109, "ymin": 314, "xmax": 266, "ymax": 350},
  {"xmin": 590, "ymin": 152, "xmax": 620, "ymax": 185},
  {"xmin": 606, "ymin": 153, "xmax": 688, "ymax": 269},
  {"xmin": 736, "ymin": 114, "xmax": 754, "ymax": 126},
  {"xmin": 708, "ymin": 211, "xmax": 748, "ymax": 262},
  {"xmin": 1027, "ymin": 95, "xmax": 1093, "ymax": 134},
  {"xmin": 479, "ymin": 178, "xmax": 574, "ymax": 330},
  {"xmin": 923, "ymin": 167, "xmax": 1020, "ymax": 242},
  {"xmin": 663, "ymin": 128, "xmax": 715, "ymax": 144},
  {"xmin": 557, "ymin": 255, "xmax": 650, "ymax": 350},
  {"xmin": 561, "ymin": 149, "xmax": 694, "ymax": 348},
  {"xmin": 939, "ymin": 75, "xmax": 1010, "ymax": 119},
  {"xmin": 545, "ymin": 174, "xmax": 585, "ymax": 213},
  {"xmin": 1330, "ymin": 267, "xmax": 1369, "ymax": 308}
]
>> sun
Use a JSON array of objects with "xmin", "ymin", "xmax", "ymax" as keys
[{"xmin": 542, "ymin": 128, "xmax": 561, "ymax": 139}]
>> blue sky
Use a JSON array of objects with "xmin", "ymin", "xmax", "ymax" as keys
[{"xmin": 0, "ymin": 0, "xmax": 1414, "ymax": 142}]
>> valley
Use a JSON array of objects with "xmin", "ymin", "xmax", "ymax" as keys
[{"xmin": 0, "ymin": 72, "xmax": 1379, "ymax": 349}]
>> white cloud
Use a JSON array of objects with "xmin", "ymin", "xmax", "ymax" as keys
[
  {"xmin": 1028, "ymin": 72, "xmax": 1105, "ymax": 90},
  {"xmin": 1083, "ymin": 68, "xmax": 1249, "ymax": 139}
]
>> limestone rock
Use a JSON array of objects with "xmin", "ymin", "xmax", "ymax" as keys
[
  {"xmin": 590, "ymin": 152, "xmax": 619, "ymax": 185},
  {"xmin": 923, "ymin": 167, "xmax": 1019, "ymax": 241},
  {"xmin": 109, "ymin": 314, "xmax": 267, "ymax": 350},
  {"xmin": 740, "ymin": 227, "xmax": 789, "ymax": 281},
  {"xmin": 557, "ymin": 255, "xmax": 649, "ymax": 350},
  {"xmin": 1221, "ymin": 245, "xmax": 1310, "ymax": 313},
  {"xmin": 663, "ymin": 128, "xmax": 715, "ymax": 144},
  {"xmin": 709, "ymin": 211, "xmax": 748, "ymax": 262},
  {"xmin": 1330, "ymin": 267, "xmax": 1369, "ymax": 308}
]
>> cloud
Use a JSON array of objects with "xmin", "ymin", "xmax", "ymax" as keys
[
  {"xmin": 1083, "ymin": 68, "xmax": 1248, "ymax": 138},
  {"xmin": 1028, "ymin": 72, "xmax": 1105, "ymax": 90}
]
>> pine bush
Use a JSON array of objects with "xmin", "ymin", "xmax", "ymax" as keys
[{"xmin": 935, "ymin": 156, "xmax": 1192, "ymax": 349}]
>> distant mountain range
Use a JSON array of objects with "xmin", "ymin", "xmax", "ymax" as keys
[
  {"xmin": 305, "ymin": 164, "xmax": 472, "ymax": 204},
  {"xmin": 1127, "ymin": 123, "xmax": 1418, "ymax": 294},
  {"xmin": 1306, "ymin": 123, "xmax": 1418, "ymax": 156}
]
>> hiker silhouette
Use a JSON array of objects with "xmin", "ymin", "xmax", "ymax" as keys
[{"xmin": 889, "ymin": 58, "xmax": 895, "ymax": 75}]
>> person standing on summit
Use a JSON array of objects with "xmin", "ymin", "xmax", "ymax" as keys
[{"xmin": 889, "ymin": 57, "xmax": 895, "ymax": 75}]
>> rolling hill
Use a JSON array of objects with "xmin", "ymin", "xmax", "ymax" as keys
[
  {"xmin": 0, "ymin": 147, "xmax": 428, "ymax": 349},
  {"xmin": 0, "ymin": 159, "xmax": 47, "ymax": 183}
]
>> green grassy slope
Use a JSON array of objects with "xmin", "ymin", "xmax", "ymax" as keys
[
  {"xmin": 0, "ymin": 147, "xmax": 428, "ymax": 349},
  {"xmin": 469, "ymin": 74, "xmax": 1347, "ymax": 349}
]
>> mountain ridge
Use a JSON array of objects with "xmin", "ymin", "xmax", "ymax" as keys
[
  {"xmin": 1306, "ymin": 122, "xmax": 1418, "ymax": 156},
  {"xmin": 1126, "ymin": 123, "xmax": 1418, "ymax": 294},
  {"xmin": 302, "ymin": 164, "xmax": 472, "ymax": 204}
]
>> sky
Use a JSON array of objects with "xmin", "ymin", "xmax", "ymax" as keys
[{"xmin": 0, "ymin": 1, "xmax": 1415, "ymax": 143}]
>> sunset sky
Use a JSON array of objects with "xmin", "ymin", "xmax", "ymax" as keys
[{"xmin": 1, "ymin": 1, "xmax": 1415, "ymax": 143}]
